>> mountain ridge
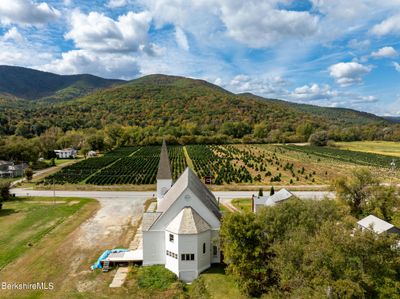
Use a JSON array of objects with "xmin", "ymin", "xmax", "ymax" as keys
[
  {"xmin": 0, "ymin": 67, "xmax": 393, "ymax": 139},
  {"xmin": 0, "ymin": 65, "xmax": 124, "ymax": 102}
]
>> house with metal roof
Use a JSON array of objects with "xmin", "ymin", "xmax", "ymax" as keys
[
  {"xmin": 54, "ymin": 148, "xmax": 77, "ymax": 159},
  {"xmin": 252, "ymin": 188, "xmax": 296, "ymax": 213},
  {"xmin": 142, "ymin": 141, "xmax": 221, "ymax": 282},
  {"xmin": 357, "ymin": 215, "xmax": 400, "ymax": 236}
]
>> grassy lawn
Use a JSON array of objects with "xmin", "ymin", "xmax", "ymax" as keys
[
  {"xmin": 335, "ymin": 141, "xmax": 400, "ymax": 157},
  {"xmin": 0, "ymin": 196, "xmax": 100, "ymax": 299},
  {"xmin": 231, "ymin": 198, "xmax": 252, "ymax": 213},
  {"xmin": 44, "ymin": 158, "xmax": 81, "ymax": 166},
  {"xmin": 189, "ymin": 265, "xmax": 247, "ymax": 299},
  {"xmin": 0, "ymin": 196, "xmax": 94, "ymax": 271},
  {"xmin": 0, "ymin": 177, "xmax": 19, "ymax": 185}
]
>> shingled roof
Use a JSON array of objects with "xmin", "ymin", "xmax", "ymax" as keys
[
  {"xmin": 166, "ymin": 207, "xmax": 211, "ymax": 234},
  {"xmin": 156, "ymin": 139, "xmax": 172, "ymax": 180},
  {"xmin": 142, "ymin": 212, "xmax": 162, "ymax": 231},
  {"xmin": 158, "ymin": 167, "xmax": 221, "ymax": 219}
]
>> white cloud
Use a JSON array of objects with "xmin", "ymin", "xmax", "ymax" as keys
[
  {"xmin": 394, "ymin": 62, "xmax": 400, "ymax": 72},
  {"xmin": 175, "ymin": 27, "xmax": 189, "ymax": 51},
  {"xmin": 2, "ymin": 27, "xmax": 25, "ymax": 44},
  {"xmin": 329, "ymin": 62, "xmax": 372, "ymax": 86},
  {"xmin": 372, "ymin": 14, "xmax": 400, "ymax": 36},
  {"xmin": 371, "ymin": 46, "xmax": 398, "ymax": 58},
  {"xmin": 65, "ymin": 10, "xmax": 151, "ymax": 53},
  {"xmin": 0, "ymin": 0, "xmax": 60, "ymax": 26},
  {"xmin": 107, "ymin": 0, "xmax": 128, "ymax": 8},
  {"xmin": 311, "ymin": 0, "xmax": 369, "ymax": 20},
  {"xmin": 40, "ymin": 50, "xmax": 140, "ymax": 79},
  {"xmin": 287, "ymin": 82, "xmax": 378, "ymax": 109},
  {"xmin": 348, "ymin": 39, "xmax": 370, "ymax": 49},
  {"xmin": 290, "ymin": 84, "xmax": 337, "ymax": 101},
  {"xmin": 219, "ymin": 1, "xmax": 319, "ymax": 48},
  {"xmin": 228, "ymin": 74, "xmax": 288, "ymax": 95}
]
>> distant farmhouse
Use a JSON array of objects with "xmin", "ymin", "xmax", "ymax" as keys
[
  {"xmin": 252, "ymin": 188, "xmax": 296, "ymax": 213},
  {"xmin": 86, "ymin": 150, "xmax": 97, "ymax": 158},
  {"xmin": 357, "ymin": 215, "xmax": 400, "ymax": 236},
  {"xmin": 142, "ymin": 140, "xmax": 221, "ymax": 282},
  {"xmin": 54, "ymin": 148, "xmax": 77, "ymax": 159},
  {"xmin": 0, "ymin": 160, "xmax": 28, "ymax": 178}
]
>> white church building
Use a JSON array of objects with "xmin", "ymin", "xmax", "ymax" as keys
[{"xmin": 142, "ymin": 140, "xmax": 221, "ymax": 282}]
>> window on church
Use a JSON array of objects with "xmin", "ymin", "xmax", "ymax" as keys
[
  {"xmin": 169, "ymin": 234, "xmax": 174, "ymax": 243},
  {"xmin": 203, "ymin": 243, "xmax": 206, "ymax": 254},
  {"xmin": 181, "ymin": 253, "xmax": 195, "ymax": 261},
  {"xmin": 166, "ymin": 250, "xmax": 178, "ymax": 259},
  {"xmin": 213, "ymin": 246, "xmax": 218, "ymax": 256}
]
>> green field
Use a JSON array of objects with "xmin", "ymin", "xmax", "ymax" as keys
[
  {"xmin": 0, "ymin": 197, "xmax": 93, "ymax": 271},
  {"xmin": 336, "ymin": 141, "xmax": 400, "ymax": 157},
  {"xmin": 38, "ymin": 142, "xmax": 400, "ymax": 187}
]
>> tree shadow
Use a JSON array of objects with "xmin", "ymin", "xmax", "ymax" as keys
[{"xmin": 0, "ymin": 209, "xmax": 16, "ymax": 217}]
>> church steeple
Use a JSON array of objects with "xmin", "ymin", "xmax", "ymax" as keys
[
  {"xmin": 157, "ymin": 139, "xmax": 172, "ymax": 180},
  {"xmin": 156, "ymin": 139, "xmax": 173, "ymax": 204}
]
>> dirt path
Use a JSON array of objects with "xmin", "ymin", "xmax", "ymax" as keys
[{"xmin": 220, "ymin": 199, "xmax": 241, "ymax": 213}]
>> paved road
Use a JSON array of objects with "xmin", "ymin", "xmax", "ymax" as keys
[{"xmin": 11, "ymin": 189, "xmax": 334, "ymax": 201}]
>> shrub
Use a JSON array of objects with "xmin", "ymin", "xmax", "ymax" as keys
[
  {"xmin": 308, "ymin": 131, "xmax": 329, "ymax": 146},
  {"xmin": 137, "ymin": 265, "xmax": 177, "ymax": 291},
  {"xmin": 0, "ymin": 182, "xmax": 11, "ymax": 202}
]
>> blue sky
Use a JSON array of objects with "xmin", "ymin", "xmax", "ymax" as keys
[{"xmin": 0, "ymin": 0, "xmax": 399, "ymax": 116}]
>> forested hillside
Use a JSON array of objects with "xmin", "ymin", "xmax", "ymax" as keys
[
  {"xmin": 1, "ymin": 73, "xmax": 395, "ymax": 142},
  {"xmin": 0, "ymin": 65, "xmax": 123, "ymax": 101}
]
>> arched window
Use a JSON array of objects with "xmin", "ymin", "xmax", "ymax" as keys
[{"xmin": 203, "ymin": 243, "xmax": 206, "ymax": 254}]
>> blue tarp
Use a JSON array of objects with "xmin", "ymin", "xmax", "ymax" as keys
[{"xmin": 90, "ymin": 248, "xmax": 129, "ymax": 270}]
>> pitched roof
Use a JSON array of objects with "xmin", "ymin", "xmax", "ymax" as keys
[
  {"xmin": 142, "ymin": 212, "xmax": 162, "ymax": 231},
  {"xmin": 268, "ymin": 189, "xmax": 295, "ymax": 204},
  {"xmin": 166, "ymin": 207, "xmax": 211, "ymax": 234},
  {"xmin": 357, "ymin": 215, "xmax": 394, "ymax": 234},
  {"xmin": 156, "ymin": 139, "xmax": 172, "ymax": 180},
  {"xmin": 255, "ymin": 189, "xmax": 295, "ymax": 207},
  {"xmin": 158, "ymin": 167, "xmax": 221, "ymax": 219}
]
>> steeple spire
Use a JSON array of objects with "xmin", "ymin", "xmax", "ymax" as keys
[
  {"xmin": 157, "ymin": 139, "xmax": 172, "ymax": 180},
  {"xmin": 156, "ymin": 139, "xmax": 173, "ymax": 203}
]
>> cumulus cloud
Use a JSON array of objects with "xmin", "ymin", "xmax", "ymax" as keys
[
  {"xmin": 229, "ymin": 74, "xmax": 288, "ymax": 95},
  {"xmin": 329, "ymin": 62, "xmax": 372, "ymax": 86},
  {"xmin": 371, "ymin": 46, "xmax": 398, "ymax": 58},
  {"xmin": 175, "ymin": 27, "xmax": 189, "ymax": 51},
  {"xmin": 40, "ymin": 49, "xmax": 140, "ymax": 79},
  {"xmin": 287, "ymin": 82, "xmax": 378, "ymax": 109},
  {"xmin": 372, "ymin": 14, "xmax": 400, "ymax": 36},
  {"xmin": 394, "ymin": 62, "xmax": 400, "ymax": 72},
  {"xmin": 0, "ymin": 0, "xmax": 60, "ymax": 26},
  {"xmin": 65, "ymin": 10, "xmax": 151, "ymax": 53},
  {"xmin": 140, "ymin": 0, "xmax": 319, "ymax": 48},
  {"xmin": 219, "ymin": 1, "xmax": 319, "ymax": 48},
  {"xmin": 290, "ymin": 84, "xmax": 337, "ymax": 102}
]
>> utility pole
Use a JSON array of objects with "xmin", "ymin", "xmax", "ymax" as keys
[{"xmin": 390, "ymin": 159, "xmax": 396, "ymax": 184}]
